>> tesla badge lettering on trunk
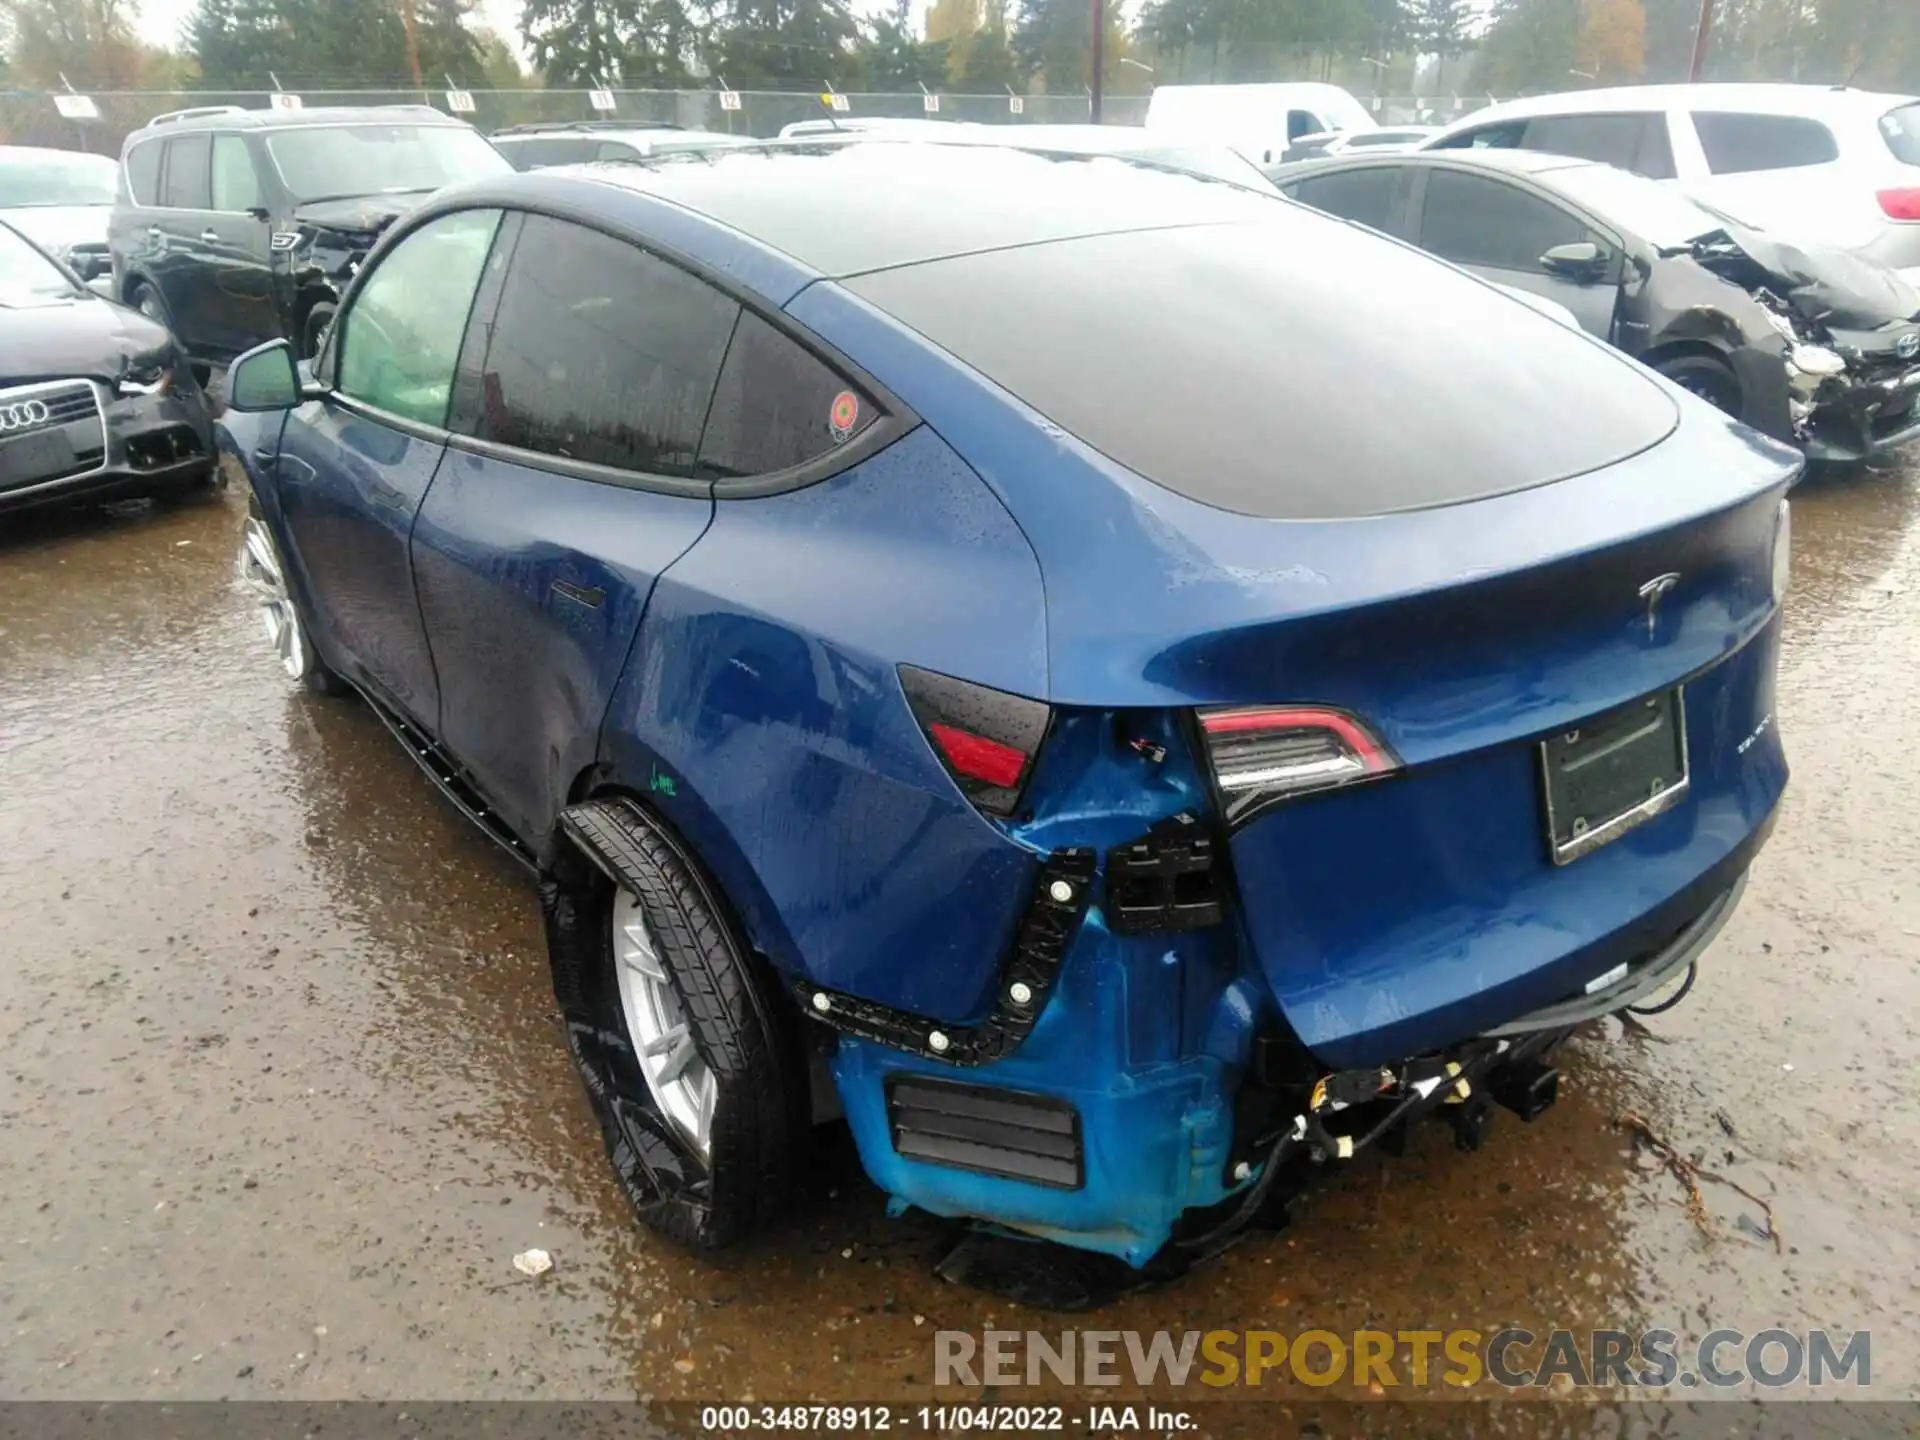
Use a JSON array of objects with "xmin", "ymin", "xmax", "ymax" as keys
[{"xmin": 1638, "ymin": 572, "xmax": 1680, "ymax": 639}]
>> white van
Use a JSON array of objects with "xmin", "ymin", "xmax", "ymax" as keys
[{"xmin": 1143, "ymin": 83, "xmax": 1376, "ymax": 166}]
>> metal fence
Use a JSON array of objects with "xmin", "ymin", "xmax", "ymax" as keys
[{"xmin": 1, "ymin": 87, "xmax": 1496, "ymax": 155}]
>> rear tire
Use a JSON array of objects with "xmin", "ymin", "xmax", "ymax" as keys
[
  {"xmin": 544, "ymin": 801, "xmax": 805, "ymax": 1250},
  {"xmin": 1654, "ymin": 353, "xmax": 1742, "ymax": 418}
]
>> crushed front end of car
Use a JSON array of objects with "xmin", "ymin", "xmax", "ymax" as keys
[{"xmin": 1692, "ymin": 224, "xmax": 1920, "ymax": 462}]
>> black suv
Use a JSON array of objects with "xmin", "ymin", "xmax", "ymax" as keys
[{"xmin": 107, "ymin": 104, "xmax": 511, "ymax": 363}]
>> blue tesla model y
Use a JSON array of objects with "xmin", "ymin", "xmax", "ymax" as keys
[{"xmin": 219, "ymin": 139, "xmax": 1796, "ymax": 1267}]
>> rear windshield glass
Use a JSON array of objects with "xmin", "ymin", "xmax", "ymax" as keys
[
  {"xmin": 1883, "ymin": 104, "xmax": 1920, "ymax": 166},
  {"xmin": 846, "ymin": 214, "xmax": 1676, "ymax": 520}
]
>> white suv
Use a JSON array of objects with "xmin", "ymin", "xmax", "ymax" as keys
[{"xmin": 1424, "ymin": 84, "xmax": 1920, "ymax": 285}]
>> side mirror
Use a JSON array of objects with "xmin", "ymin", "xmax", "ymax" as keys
[
  {"xmin": 227, "ymin": 338, "xmax": 303, "ymax": 412},
  {"xmin": 71, "ymin": 252, "xmax": 109, "ymax": 282},
  {"xmin": 1541, "ymin": 240, "xmax": 1606, "ymax": 283}
]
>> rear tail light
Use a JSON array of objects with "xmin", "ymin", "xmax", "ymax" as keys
[
  {"xmin": 1199, "ymin": 705, "xmax": 1400, "ymax": 825},
  {"xmin": 900, "ymin": 665, "xmax": 1051, "ymax": 817},
  {"xmin": 1876, "ymin": 188, "xmax": 1920, "ymax": 220}
]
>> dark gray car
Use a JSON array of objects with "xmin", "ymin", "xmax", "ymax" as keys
[{"xmin": 107, "ymin": 104, "xmax": 510, "ymax": 363}]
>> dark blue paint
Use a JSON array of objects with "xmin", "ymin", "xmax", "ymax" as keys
[
  {"xmin": 233, "ymin": 162, "xmax": 1801, "ymax": 1266},
  {"xmin": 273, "ymin": 399, "xmax": 444, "ymax": 725},
  {"xmin": 599, "ymin": 426, "xmax": 1048, "ymax": 1020},
  {"xmin": 410, "ymin": 444, "xmax": 714, "ymax": 846}
]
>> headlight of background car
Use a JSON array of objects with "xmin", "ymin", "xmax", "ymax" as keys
[
  {"xmin": 117, "ymin": 348, "xmax": 176, "ymax": 398},
  {"xmin": 1773, "ymin": 499, "xmax": 1792, "ymax": 605}
]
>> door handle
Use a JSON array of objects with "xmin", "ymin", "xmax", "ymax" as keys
[
  {"xmin": 200, "ymin": 229, "xmax": 220, "ymax": 244},
  {"xmin": 367, "ymin": 480, "xmax": 410, "ymax": 512},
  {"xmin": 148, "ymin": 226, "xmax": 166, "ymax": 252}
]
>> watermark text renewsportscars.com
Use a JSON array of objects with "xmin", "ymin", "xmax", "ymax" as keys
[{"xmin": 934, "ymin": 1327, "xmax": 1871, "ymax": 1390}]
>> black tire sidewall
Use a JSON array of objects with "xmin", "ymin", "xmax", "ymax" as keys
[
  {"xmin": 302, "ymin": 303, "xmax": 337, "ymax": 361},
  {"xmin": 543, "ymin": 805, "xmax": 803, "ymax": 1250},
  {"xmin": 1655, "ymin": 354, "xmax": 1741, "ymax": 417}
]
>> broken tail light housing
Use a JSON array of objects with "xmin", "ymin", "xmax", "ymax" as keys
[
  {"xmin": 900, "ymin": 665, "xmax": 1051, "ymax": 817},
  {"xmin": 1199, "ymin": 705, "xmax": 1400, "ymax": 826},
  {"xmin": 1876, "ymin": 188, "xmax": 1920, "ymax": 221}
]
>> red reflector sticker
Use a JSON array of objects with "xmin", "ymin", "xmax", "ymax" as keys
[
  {"xmin": 928, "ymin": 722, "xmax": 1027, "ymax": 788},
  {"xmin": 829, "ymin": 390, "xmax": 860, "ymax": 442}
]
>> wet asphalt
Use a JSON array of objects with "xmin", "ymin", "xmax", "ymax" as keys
[{"xmin": 1, "ymin": 450, "xmax": 1917, "ymax": 1407}]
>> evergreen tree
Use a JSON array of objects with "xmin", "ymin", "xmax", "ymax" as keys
[
  {"xmin": 415, "ymin": 0, "xmax": 483, "ymax": 83},
  {"xmin": 702, "ymin": 0, "xmax": 859, "ymax": 88},
  {"xmin": 521, "ymin": 0, "xmax": 638, "ymax": 84},
  {"xmin": 187, "ymin": 0, "xmax": 406, "ymax": 86},
  {"xmin": 1010, "ymin": 0, "xmax": 1125, "ymax": 94},
  {"xmin": 858, "ymin": 0, "xmax": 947, "ymax": 91}
]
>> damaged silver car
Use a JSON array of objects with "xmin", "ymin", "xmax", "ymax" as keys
[{"xmin": 1275, "ymin": 148, "xmax": 1920, "ymax": 463}]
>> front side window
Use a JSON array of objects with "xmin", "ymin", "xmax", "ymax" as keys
[
  {"xmin": 471, "ymin": 215, "xmax": 738, "ymax": 477},
  {"xmin": 0, "ymin": 149, "xmax": 118, "ymax": 207},
  {"xmin": 162, "ymin": 135, "xmax": 212, "ymax": 209},
  {"xmin": 699, "ymin": 311, "xmax": 876, "ymax": 479},
  {"xmin": 1290, "ymin": 167, "xmax": 1403, "ymax": 234},
  {"xmin": 210, "ymin": 134, "xmax": 263, "ymax": 212},
  {"xmin": 338, "ymin": 207, "xmax": 502, "ymax": 426},
  {"xmin": 1420, "ymin": 169, "xmax": 1588, "ymax": 271},
  {"xmin": 1692, "ymin": 112, "xmax": 1839, "ymax": 174},
  {"xmin": 596, "ymin": 141, "xmax": 643, "ymax": 162},
  {"xmin": 265, "ymin": 124, "xmax": 508, "ymax": 202}
]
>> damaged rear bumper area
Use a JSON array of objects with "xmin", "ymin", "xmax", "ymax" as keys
[{"xmin": 800, "ymin": 832, "xmax": 1753, "ymax": 1269}]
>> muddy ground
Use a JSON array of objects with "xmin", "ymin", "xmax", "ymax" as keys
[{"xmin": 1, "ymin": 451, "xmax": 1916, "ymax": 1410}]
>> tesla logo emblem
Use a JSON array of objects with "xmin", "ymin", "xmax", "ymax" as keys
[
  {"xmin": 1898, "ymin": 332, "xmax": 1920, "ymax": 361},
  {"xmin": 1638, "ymin": 573, "xmax": 1680, "ymax": 638}
]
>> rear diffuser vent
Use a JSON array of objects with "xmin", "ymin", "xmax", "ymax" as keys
[{"xmin": 886, "ymin": 1076, "xmax": 1083, "ymax": 1190}]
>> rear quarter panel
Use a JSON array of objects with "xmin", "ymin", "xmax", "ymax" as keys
[{"xmin": 598, "ymin": 424, "xmax": 1051, "ymax": 1022}]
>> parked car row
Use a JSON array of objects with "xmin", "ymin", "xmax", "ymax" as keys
[{"xmin": 208, "ymin": 127, "xmax": 1795, "ymax": 1270}]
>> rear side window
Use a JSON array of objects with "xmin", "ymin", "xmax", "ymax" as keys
[
  {"xmin": 1523, "ymin": 112, "xmax": 1676, "ymax": 180},
  {"xmin": 124, "ymin": 141, "xmax": 162, "ymax": 204},
  {"xmin": 162, "ymin": 135, "xmax": 211, "ymax": 208},
  {"xmin": 1289, "ymin": 167, "xmax": 1402, "ymax": 234},
  {"xmin": 1420, "ymin": 169, "xmax": 1589, "ymax": 271},
  {"xmin": 1693, "ymin": 112, "xmax": 1839, "ymax": 174},
  {"xmin": 1882, "ymin": 105, "xmax": 1920, "ymax": 166},
  {"xmin": 473, "ymin": 215, "xmax": 738, "ymax": 477},
  {"xmin": 698, "ymin": 311, "xmax": 875, "ymax": 479},
  {"xmin": 1432, "ymin": 121, "xmax": 1527, "ymax": 150}
]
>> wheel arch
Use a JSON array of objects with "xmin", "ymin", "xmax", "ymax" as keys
[{"xmin": 558, "ymin": 763, "xmax": 801, "ymax": 989}]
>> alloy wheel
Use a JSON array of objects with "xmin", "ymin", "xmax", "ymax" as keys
[
  {"xmin": 612, "ymin": 889, "xmax": 716, "ymax": 1160},
  {"xmin": 236, "ymin": 511, "xmax": 308, "ymax": 680}
]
